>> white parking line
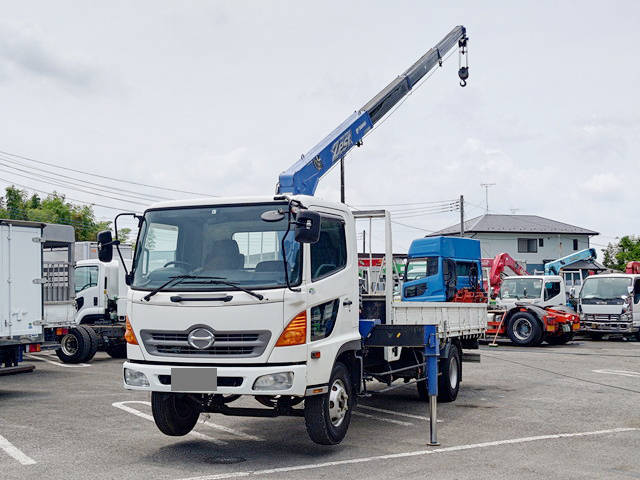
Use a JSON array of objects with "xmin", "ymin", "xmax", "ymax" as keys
[
  {"xmin": 25, "ymin": 354, "xmax": 90, "ymax": 368},
  {"xmin": 112, "ymin": 401, "xmax": 227, "ymax": 445},
  {"xmin": 175, "ymin": 427, "xmax": 639, "ymax": 480},
  {"xmin": 593, "ymin": 369, "xmax": 640, "ymax": 378},
  {"xmin": 0, "ymin": 433, "xmax": 36, "ymax": 466},
  {"xmin": 199, "ymin": 414, "xmax": 265, "ymax": 442},
  {"xmin": 357, "ymin": 404, "xmax": 443, "ymax": 422},
  {"xmin": 352, "ymin": 411, "xmax": 412, "ymax": 426}
]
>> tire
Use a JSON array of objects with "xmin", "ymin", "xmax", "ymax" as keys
[
  {"xmin": 55, "ymin": 327, "xmax": 93, "ymax": 363},
  {"xmin": 589, "ymin": 333, "xmax": 604, "ymax": 341},
  {"xmin": 507, "ymin": 312, "xmax": 543, "ymax": 346},
  {"xmin": 151, "ymin": 392, "xmax": 200, "ymax": 436},
  {"xmin": 83, "ymin": 326, "xmax": 99, "ymax": 361},
  {"xmin": 438, "ymin": 344, "xmax": 461, "ymax": 403},
  {"xmin": 304, "ymin": 362, "xmax": 353, "ymax": 445},
  {"xmin": 546, "ymin": 332, "xmax": 574, "ymax": 345},
  {"xmin": 106, "ymin": 343, "xmax": 127, "ymax": 359},
  {"xmin": 636, "ymin": 331, "xmax": 640, "ymax": 342}
]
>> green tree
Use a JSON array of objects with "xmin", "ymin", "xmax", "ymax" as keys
[
  {"xmin": 0, "ymin": 186, "xmax": 112, "ymax": 241},
  {"xmin": 602, "ymin": 236, "xmax": 640, "ymax": 271}
]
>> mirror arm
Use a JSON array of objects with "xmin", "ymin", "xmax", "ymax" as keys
[
  {"xmin": 281, "ymin": 200, "xmax": 301, "ymax": 293},
  {"xmin": 113, "ymin": 212, "xmax": 141, "ymax": 281}
]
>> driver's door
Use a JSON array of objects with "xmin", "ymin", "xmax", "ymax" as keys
[{"xmin": 74, "ymin": 265, "xmax": 100, "ymax": 317}]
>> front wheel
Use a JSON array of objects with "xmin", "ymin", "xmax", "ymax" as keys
[
  {"xmin": 304, "ymin": 362, "xmax": 353, "ymax": 445},
  {"xmin": 151, "ymin": 392, "xmax": 200, "ymax": 436},
  {"xmin": 507, "ymin": 312, "xmax": 543, "ymax": 346}
]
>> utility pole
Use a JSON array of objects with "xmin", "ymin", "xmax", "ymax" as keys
[
  {"xmin": 459, "ymin": 195, "xmax": 464, "ymax": 237},
  {"xmin": 362, "ymin": 229, "xmax": 366, "ymax": 254},
  {"xmin": 340, "ymin": 158, "xmax": 345, "ymax": 203},
  {"xmin": 480, "ymin": 183, "xmax": 496, "ymax": 213}
]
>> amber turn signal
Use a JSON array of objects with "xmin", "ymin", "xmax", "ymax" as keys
[
  {"xmin": 124, "ymin": 315, "xmax": 138, "ymax": 345},
  {"xmin": 276, "ymin": 311, "xmax": 307, "ymax": 346}
]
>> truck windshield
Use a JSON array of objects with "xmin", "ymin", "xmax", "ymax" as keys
[
  {"xmin": 131, "ymin": 203, "xmax": 302, "ymax": 291},
  {"xmin": 404, "ymin": 257, "xmax": 438, "ymax": 281},
  {"xmin": 580, "ymin": 277, "xmax": 631, "ymax": 305},
  {"xmin": 500, "ymin": 278, "xmax": 542, "ymax": 300}
]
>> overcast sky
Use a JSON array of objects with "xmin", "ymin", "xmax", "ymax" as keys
[{"xmin": 0, "ymin": 1, "xmax": 638, "ymax": 255}]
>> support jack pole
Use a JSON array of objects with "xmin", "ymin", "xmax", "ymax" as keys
[{"xmin": 425, "ymin": 325, "xmax": 440, "ymax": 446}]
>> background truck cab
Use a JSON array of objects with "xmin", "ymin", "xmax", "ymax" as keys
[
  {"xmin": 579, "ymin": 274, "xmax": 640, "ymax": 340},
  {"xmin": 402, "ymin": 237, "xmax": 483, "ymax": 302}
]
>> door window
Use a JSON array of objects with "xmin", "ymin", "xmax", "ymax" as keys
[
  {"xmin": 310, "ymin": 299, "xmax": 340, "ymax": 341},
  {"xmin": 311, "ymin": 217, "xmax": 347, "ymax": 281},
  {"xmin": 544, "ymin": 281, "xmax": 562, "ymax": 301},
  {"xmin": 74, "ymin": 266, "xmax": 99, "ymax": 293},
  {"xmin": 634, "ymin": 279, "xmax": 640, "ymax": 304}
]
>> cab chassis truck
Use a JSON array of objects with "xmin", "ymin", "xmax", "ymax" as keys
[{"xmin": 98, "ymin": 26, "xmax": 483, "ymax": 445}]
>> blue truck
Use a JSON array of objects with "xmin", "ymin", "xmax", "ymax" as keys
[{"xmin": 402, "ymin": 237, "xmax": 484, "ymax": 302}]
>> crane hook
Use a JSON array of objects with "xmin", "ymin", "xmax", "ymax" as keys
[{"xmin": 458, "ymin": 66, "xmax": 469, "ymax": 87}]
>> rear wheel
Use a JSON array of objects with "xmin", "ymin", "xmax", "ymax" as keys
[
  {"xmin": 304, "ymin": 362, "xmax": 353, "ymax": 445},
  {"xmin": 55, "ymin": 327, "xmax": 92, "ymax": 363},
  {"xmin": 151, "ymin": 392, "xmax": 200, "ymax": 436},
  {"xmin": 106, "ymin": 343, "xmax": 127, "ymax": 359},
  {"xmin": 546, "ymin": 332, "xmax": 575, "ymax": 345},
  {"xmin": 83, "ymin": 326, "xmax": 99, "ymax": 361},
  {"xmin": 438, "ymin": 344, "xmax": 461, "ymax": 402},
  {"xmin": 589, "ymin": 333, "xmax": 604, "ymax": 341},
  {"xmin": 507, "ymin": 312, "xmax": 543, "ymax": 346}
]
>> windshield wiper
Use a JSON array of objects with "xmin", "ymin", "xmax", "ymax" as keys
[
  {"xmin": 185, "ymin": 278, "xmax": 265, "ymax": 301},
  {"xmin": 143, "ymin": 275, "xmax": 220, "ymax": 301}
]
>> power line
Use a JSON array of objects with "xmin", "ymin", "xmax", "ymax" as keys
[
  {"xmin": 353, "ymin": 199, "xmax": 458, "ymax": 208},
  {"xmin": 0, "ymin": 153, "xmax": 170, "ymax": 201},
  {"xmin": 0, "ymin": 148, "xmax": 216, "ymax": 197},
  {"xmin": 0, "ymin": 177, "xmax": 143, "ymax": 213},
  {"xmin": 0, "ymin": 166, "xmax": 149, "ymax": 206}
]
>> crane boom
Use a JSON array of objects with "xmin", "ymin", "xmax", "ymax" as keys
[
  {"xmin": 277, "ymin": 25, "xmax": 468, "ymax": 196},
  {"xmin": 544, "ymin": 248, "xmax": 597, "ymax": 276}
]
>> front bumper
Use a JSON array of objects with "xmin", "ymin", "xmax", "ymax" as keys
[
  {"xmin": 122, "ymin": 361, "xmax": 308, "ymax": 396},
  {"xmin": 581, "ymin": 314, "xmax": 638, "ymax": 334}
]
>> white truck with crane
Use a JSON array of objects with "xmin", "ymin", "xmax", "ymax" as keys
[
  {"xmin": 97, "ymin": 26, "xmax": 485, "ymax": 446},
  {"xmin": 484, "ymin": 249, "xmax": 597, "ymax": 346}
]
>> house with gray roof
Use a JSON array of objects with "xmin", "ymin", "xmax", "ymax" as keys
[{"xmin": 426, "ymin": 214, "xmax": 599, "ymax": 274}]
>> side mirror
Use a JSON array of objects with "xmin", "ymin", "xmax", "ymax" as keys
[
  {"xmin": 97, "ymin": 230, "xmax": 114, "ymax": 263},
  {"xmin": 628, "ymin": 286, "xmax": 634, "ymax": 296},
  {"xmin": 569, "ymin": 287, "xmax": 576, "ymax": 298},
  {"xmin": 294, "ymin": 210, "xmax": 321, "ymax": 244}
]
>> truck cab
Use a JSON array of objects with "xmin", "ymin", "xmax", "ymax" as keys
[
  {"xmin": 402, "ymin": 237, "xmax": 483, "ymax": 302},
  {"xmin": 497, "ymin": 275, "xmax": 566, "ymax": 309},
  {"xmin": 579, "ymin": 274, "xmax": 640, "ymax": 340}
]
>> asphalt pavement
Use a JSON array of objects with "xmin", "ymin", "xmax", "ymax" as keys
[{"xmin": 1, "ymin": 338, "xmax": 639, "ymax": 480}]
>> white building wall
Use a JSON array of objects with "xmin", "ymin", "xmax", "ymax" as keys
[{"xmin": 471, "ymin": 233, "xmax": 591, "ymax": 272}]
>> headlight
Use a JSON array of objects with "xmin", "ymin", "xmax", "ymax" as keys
[
  {"xmin": 124, "ymin": 368, "xmax": 150, "ymax": 387},
  {"xmin": 253, "ymin": 372, "xmax": 294, "ymax": 391}
]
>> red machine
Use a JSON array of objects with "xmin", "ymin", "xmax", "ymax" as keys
[
  {"xmin": 488, "ymin": 252, "xmax": 528, "ymax": 297},
  {"xmin": 626, "ymin": 261, "xmax": 640, "ymax": 274},
  {"xmin": 485, "ymin": 252, "xmax": 579, "ymax": 346}
]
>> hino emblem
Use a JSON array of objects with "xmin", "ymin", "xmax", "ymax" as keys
[{"xmin": 187, "ymin": 328, "xmax": 215, "ymax": 350}]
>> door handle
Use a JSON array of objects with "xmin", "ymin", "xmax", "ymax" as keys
[{"xmin": 343, "ymin": 299, "xmax": 353, "ymax": 306}]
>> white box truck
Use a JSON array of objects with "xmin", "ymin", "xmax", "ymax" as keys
[{"xmin": 1, "ymin": 219, "xmax": 76, "ymax": 373}]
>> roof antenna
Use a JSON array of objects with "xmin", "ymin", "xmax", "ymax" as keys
[{"xmin": 480, "ymin": 183, "xmax": 496, "ymax": 214}]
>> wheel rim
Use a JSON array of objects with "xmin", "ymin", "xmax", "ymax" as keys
[
  {"xmin": 513, "ymin": 318, "xmax": 533, "ymax": 341},
  {"xmin": 449, "ymin": 356, "xmax": 459, "ymax": 389},
  {"xmin": 61, "ymin": 334, "xmax": 78, "ymax": 355},
  {"xmin": 328, "ymin": 379, "xmax": 349, "ymax": 427}
]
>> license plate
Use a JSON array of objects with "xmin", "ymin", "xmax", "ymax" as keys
[
  {"xmin": 562, "ymin": 324, "xmax": 570, "ymax": 333},
  {"xmin": 171, "ymin": 368, "xmax": 217, "ymax": 392}
]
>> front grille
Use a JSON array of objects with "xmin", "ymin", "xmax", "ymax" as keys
[{"xmin": 140, "ymin": 328, "xmax": 271, "ymax": 358}]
